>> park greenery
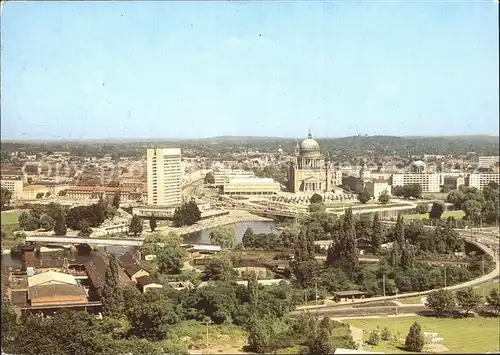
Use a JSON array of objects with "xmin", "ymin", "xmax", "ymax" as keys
[
  {"xmin": 172, "ymin": 200, "xmax": 202, "ymax": 227},
  {"xmin": 446, "ymin": 182, "xmax": 499, "ymax": 225},
  {"xmin": 1, "ymin": 186, "xmax": 12, "ymax": 209}
]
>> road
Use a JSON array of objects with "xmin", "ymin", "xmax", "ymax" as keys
[{"xmin": 292, "ymin": 305, "xmax": 426, "ymax": 318}]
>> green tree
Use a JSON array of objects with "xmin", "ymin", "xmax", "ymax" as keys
[
  {"xmin": 54, "ymin": 212, "xmax": 67, "ymax": 236},
  {"xmin": 309, "ymin": 202, "xmax": 326, "ymax": 213},
  {"xmin": 77, "ymin": 220, "xmax": 93, "ymax": 237},
  {"xmin": 129, "ymin": 215, "xmax": 144, "ymax": 236},
  {"xmin": 1, "ymin": 296, "xmax": 19, "ymax": 352},
  {"xmin": 128, "ymin": 291, "xmax": 180, "ymax": 340},
  {"xmin": 58, "ymin": 189, "xmax": 68, "ymax": 196},
  {"xmin": 242, "ymin": 227, "xmax": 254, "ymax": 248},
  {"xmin": 429, "ymin": 202, "xmax": 445, "ymax": 219},
  {"xmin": 308, "ymin": 317, "xmax": 337, "ymax": 354},
  {"xmin": 462, "ymin": 199, "xmax": 482, "ymax": 224},
  {"xmin": 371, "ymin": 213, "xmax": 383, "ymax": 254},
  {"xmin": 455, "ymin": 288, "xmax": 480, "ymax": 316},
  {"xmin": 172, "ymin": 200, "xmax": 202, "ymax": 227},
  {"xmin": 486, "ymin": 288, "xmax": 500, "ymax": 315},
  {"xmin": 310, "ymin": 193, "xmax": 323, "ymax": 204},
  {"xmin": 204, "ymin": 251, "xmax": 237, "ymax": 281},
  {"xmin": 101, "ymin": 254, "xmax": 124, "ymax": 317},
  {"xmin": 378, "ymin": 190, "xmax": 390, "ymax": 204},
  {"xmin": 149, "ymin": 215, "xmax": 157, "ymax": 232},
  {"xmin": 156, "ymin": 238, "xmax": 187, "ymax": 274},
  {"xmin": 39, "ymin": 213, "xmax": 55, "ymax": 231},
  {"xmin": 357, "ymin": 190, "xmax": 370, "ymax": 204},
  {"xmin": 204, "ymin": 172, "xmax": 215, "ymax": 184},
  {"xmin": 416, "ymin": 203, "xmax": 428, "ymax": 214},
  {"xmin": 112, "ymin": 191, "xmax": 121, "ymax": 209},
  {"xmin": 405, "ymin": 321, "xmax": 424, "ymax": 352},
  {"xmin": 209, "ymin": 226, "xmax": 235, "ymax": 249},
  {"xmin": 36, "ymin": 192, "xmax": 44, "ymax": 199},
  {"xmin": 1, "ymin": 186, "xmax": 13, "ymax": 208},
  {"xmin": 425, "ymin": 288, "xmax": 455, "ymax": 317}
]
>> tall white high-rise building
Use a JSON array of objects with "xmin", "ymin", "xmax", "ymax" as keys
[{"xmin": 147, "ymin": 148, "xmax": 183, "ymax": 206}]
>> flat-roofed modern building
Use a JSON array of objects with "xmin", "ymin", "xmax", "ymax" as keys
[
  {"xmin": 391, "ymin": 173, "xmax": 442, "ymax": 193},
  {"xmin": 0, "ymin": 175, "xmax": 23, "ymax": 200},
  {"xmin": 478, "ymin": 156, "xmax": 499, "ymax": 169},
  {"xmin": 214, "ymin": 169, "xmax": 255, "ymax": 186},
  {"xmin": 222, "ymin": 177, "xmax": 280, "ymax": 196},
  {"xmin": 147, "ymin": 148, "xmax": 183, "ymax": 206},
  {"xmin": 469, "ymin": 173, "xmax": 499, "ymax": 190}
]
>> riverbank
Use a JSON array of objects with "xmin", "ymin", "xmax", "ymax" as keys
[{"xmin": 156, "ymin": 210, "xmax": 273, "ymax": 236}]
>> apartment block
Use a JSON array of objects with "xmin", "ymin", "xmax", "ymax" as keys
[
  {"xmin": 0, "ymin": 175, "xmax": 24, "ymax": 200},
  {"xmin": 478, "ymin": 156, "xmax": 499, "ymax": 169},
  {"xmin": 213, "ymin": 169, "xmax": 255, "ymax": 187},
  {"xmin": 147, "ymin": 148, "xmax": 182, "ymax": 206},
  {"xmin": 391, "ymin": 173, "xmax": 442, "ymax": 193},
  {"xmin": 468, "ymin": 173, "xmax": 500, "ymax": 190}
]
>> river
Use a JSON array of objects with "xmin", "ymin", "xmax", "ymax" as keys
[{"xmin": 1, "ymin": 221, "xmax": 277, "ymax": 269}]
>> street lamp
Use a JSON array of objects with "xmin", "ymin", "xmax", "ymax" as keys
[{"xmin": 202, "ymin": 317, "xmax": 213, "ymax": 351}]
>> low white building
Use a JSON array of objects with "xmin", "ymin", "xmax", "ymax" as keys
[
  {"xmin": 469, "ymin": 173, "xmax": 499, "ymax": 190},
  {"xmin": 222, "ymin": 177, "xmax": 281, "ymax": 196},
  {"xmin": 214, "ymin": 169, "xmax": 255, "ymax": 186}
]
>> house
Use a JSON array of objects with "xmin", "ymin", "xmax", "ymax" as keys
[
  {"xmin": 167, "ymin": 280, "xmax": 194, "ymax": 291},
  {"xmin": 119, "ymin": 252, "xmax": 150, "ymax": 283},
  {"xmin": 123, "ymin": 263, "xmax": 150, "ymax": 283},
  {"xmin": 135, "ymin": 275, "xmax": 163, "ymax": 294},
  {"xmin": 84, "ymin": 255, "xmax": 134, "ymax": 298},
  {"xmin": 27, "ymin": 271, "xmax": 88, "ymax": 306}
]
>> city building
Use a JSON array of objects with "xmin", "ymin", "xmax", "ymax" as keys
[
  {"xmin": 222, "ymin": 177, "xmax": 281, "ymax": 196},
  {"xmin": 288, "ymin": 131, "xmax": 332, "ymax": 193},
  {"xmin": 65, "ymin": 186, "xmax": 143, "ymax": 201},
  {"xmin": 468, "ymin": 173, "xmax": 499, "ymax": 190},
  {"xmin": 147, "ymin": 148, "xmax": 183, "ymax": 206},
  {"xmin": 0, "ymin": 175, "xmax": 23, "ymax": 200},
  {"xmin": 27, "ymin": 271, "xmax": 88, "ymax": 307},
  {"xmin": 442, "ymin": 175, "xmax": 467, "ymax": 191},
  {"xmin": 213, "ymin": 169, "xmax": 255, "ymax": 186},
  {"xmin": 391, "ymin": 173, "xmax": 442, "ymax": 193},
  {"xmin": 22, "ymin": 185, "xmax": 50, "ymax": 199},
  {"xmin": 478, "ymin": 156, "xmax": 500, "ymax": 169},
  {"xmin": 341, "ymin": 165, "xmax": 391, "ymax": 198}
]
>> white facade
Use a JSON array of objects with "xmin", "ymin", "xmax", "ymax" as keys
[
  {"xmin": 0, "ymin": 175, "xmax": 23, "ymax": 200},
  {"xmin": 366, "ymin": 181, "xmax": 392, "ymax": 199},
  {"xmin": 478, "ymin": 156, "xmax": 499, "ymax": 168},
  {"xmin": 391, "ymin": 173, "xmax": 441, "ymax": 192},
  {"xmin": 214, "ymin": 169, "xmax": 255, "ymax": 186},
  {"xmin": 469, "ymin": 173, "xmax": 499, "ymax": 190},
  {"xmin": 147, "ymin": 148, "xmax": 182, "ymax": 206},
  {"xmin": 222, "ymin": 177, "xmax": 280, "ymax": 196}
]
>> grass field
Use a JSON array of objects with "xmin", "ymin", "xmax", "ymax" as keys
[
  {"xmin": 403, "ymin": 210, "xmax": 465, "ymax": 220},
  {"xmin": 1, "ymin": 211, "xmax": 23, "ymax": 249},
  {"xmin": 347, "ymin": 315, "xmax": 500, "ymax": 354},
  {"xmin": 474, "ymin": 281, "xmax": 500, "ymax": 297},
  {"xmin": 166, "ymin": 320, "xmax": 248, "ymax": 353},
  {"xmin": 397, "ymin": 296, "xmax": 425, "ymax": 305},
  {"xmin": 1, "ymin": 211, "xmax": 22, "ymax": 226}
]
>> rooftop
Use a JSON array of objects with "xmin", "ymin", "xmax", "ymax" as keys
[
  {"xmin": 29, "ymin": 284, "xmax": 87, "ymax": 300},
  {"xmin": 27, "ymin": 271, "xmax": 78, "ymax": 288}
]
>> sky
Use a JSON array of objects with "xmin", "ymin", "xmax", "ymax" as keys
[{"xmin": 1, "ymin": 1, "xmax": 498, "ymax": 140}]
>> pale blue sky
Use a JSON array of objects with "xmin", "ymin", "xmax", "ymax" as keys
[{"xmin": 1, "ymin": 1, "xmax": 498, "ymax": 140}]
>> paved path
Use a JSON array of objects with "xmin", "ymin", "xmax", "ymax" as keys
[{"xmin": 297, "ymin": 251, "xmax": 499, "ymax": 312}]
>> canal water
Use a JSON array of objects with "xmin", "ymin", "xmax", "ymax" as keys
[{"xmin": 1, "ymin": 221, "xmax": 277, "ymax": 269}]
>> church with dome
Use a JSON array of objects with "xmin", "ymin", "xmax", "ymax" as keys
[{"xmin": 287, "ymin": 130, "xmax": 334, "ymax": 193}]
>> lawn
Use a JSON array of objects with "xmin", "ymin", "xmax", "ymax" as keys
[
  {"xmin": 474, "ymin": 281, "xmax": 500, "ymax": 297},
  {"xmin": 403, "ymin": 210, "xmax": 465, "ymax": 220},
  {"xmin": 165, "ymin": 320, "xmax": 248, "ymax": 353},
  {"xmin": 347, "ymin": 315, "xmax": 500, "ymax": 354},
  {"xmin": 1, "ymin": 211, "xmax": 22, "ymax": 226},
  {"xmin": 1, "ymin": 211, "xmax": 23, "ymax": 250},
  {"xmin": 397, "ymin": 296, "xmax": 425, "ymax": 305}
]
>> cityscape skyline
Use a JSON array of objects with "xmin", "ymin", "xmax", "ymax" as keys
[{"xmin": 1, "ymin": 1, "xmax": 499, "ymax": 140}]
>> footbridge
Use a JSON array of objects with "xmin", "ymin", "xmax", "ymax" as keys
[{"xmin": 25, "ymin": 235, "xmax": 145, "ymax": 247}]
